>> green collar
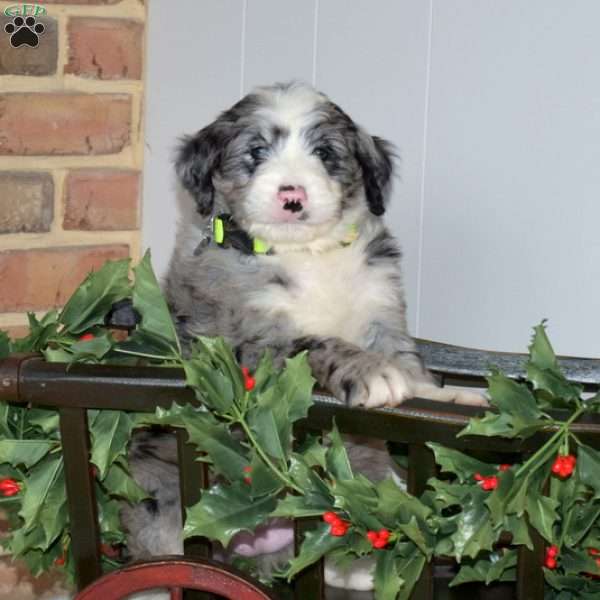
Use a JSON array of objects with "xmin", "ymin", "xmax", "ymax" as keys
[{"xmin": 212, "ymin": 215, "xmax": 358, "ymax": 255}]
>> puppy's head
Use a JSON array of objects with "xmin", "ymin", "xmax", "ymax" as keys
[{"xmin": 175, "ymin": 82, "xmax": 394, "ymax": 246}]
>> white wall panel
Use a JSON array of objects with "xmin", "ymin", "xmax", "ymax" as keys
[
  {"xmin": 144, "ymin": 0, "xmax": 600, "ymax": 358},
  {"xmin": 315, "ymin": 0, "xmax": 432, "ymax": 333},
  {"xmin": 419, "ymin": 0, "xmax": 600, "ymax": 355},
  {"xmin": 143, "ymin": 0, "xmax": 244, "ymax": 278},
  {"xmin": 243, "ymin": 0, "xmax": 317, "ymax": 91}
]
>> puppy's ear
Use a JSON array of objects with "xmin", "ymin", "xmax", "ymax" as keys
[
  {"xmin": 175, "ymin": 120, "xmax": 229, "ymax": 217},
  {"xmin": 354, "ymin": 131, "xmax": 395, "ymax": 216}
]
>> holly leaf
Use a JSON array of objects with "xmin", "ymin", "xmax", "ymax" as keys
[
  {"xmin": 526, "ymin": 363, "xmax": 582, "ymax": 404},
  {"xmin": 373, "ymin": 549, "xmax": 402, "ymax": 600},
  {"xmin": 448, "ymin": 488, "xmax": 497, "ymax": 561},
  {"xmin": 529, "ymin": 322, "xmax": 559, "ymax": 373},
  {"xmin": 59, "ymin": 259, "xmax": 130, "ymax": 334},
  {"xmin": 577, "ymin": 444, "xmax": 600, "ymax": 498},
  {"xmin": 19, "ymin": 455, "xmax": 63, "ymax": 533},
  {"xmin": 450, "ymin": 549, "xmax": 517, "ymax": 586},
  {"xmin": 296, "ymin": 434, "xmax": 327, "ymax": 470},
  {"xmin": 394, "ymin": 543, "xmax": 427, "ymax": 600},
  {"xmin": 103, "ymin": 461, "xmax": 148, "ymax": 503},
  {"xmin": 132, "ymin": 250, "xmax": 180, "ymax": 353},
  {"xmin": 0, "ymin": 439, "xmax": 55, "ymax": 468},
  {"xmin": 248, "ymin": 388, "xmax": 290, "ymax": 461},
  {"xmin": 376, "ymin": 478, "xmax": 432, "ymax": 526},
  {"xmin": 333, "ymin": 475, "xmax": 382, "ymax": 531},
  {"xmin": 326, "ymin": 421, "xmax": 353, "ymax": 481},
  {"xmin": 271, "ymin": 495, "xmax": 331, "ymax": 519},
  {"xmin": 69, "ymin": 331, "xmax": 114, "ymax": 363},
  {"xmin": 427, "ymin": 443, "xmax": 495, "ymax": 482},
  {"xmin": 564, "ymin": 501, "xmax": 600, "ymax": 546},
  {"xmin": 13, "ymin": 311, "xmax": 59, "ymax": 352},
  {"xmin": 114, "ymin": 329, "xmax": 179, "ymax": 361},
  {"xmin": 183, "ymin": 414, "xmax": 249, "ymax": 482},
  {"xmin": 184, "ymin": 357, "xmax": 234, "ymax": 414},
  {"xmin": 37, "ymin": 466, "xmax": 67, "ymax": 550},
  {"xmin": 285, "ymin": 522, "xmax": 346, "ymax": 580},
  {"xmin": 183, "ymin": 482, "xmax": 277, "ymax": 547},
  {"xmin": 278, "ymin": 352, "xmax": 315, "ymax": 423},
  {"xmin": 525, "ymin": 494, "xmax": 559, "ymax": 542},
  {"xmin": 89, "ymin": 410, "xmax": 136, "ymax": 479}
]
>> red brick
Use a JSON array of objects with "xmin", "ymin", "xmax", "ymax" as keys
[
  {"xmin": 0, "ymin": 245, "xmax": 129, "ymax": 312},
  {"xmin": 2, "ymin": 325, "xmax": 30, "ymax": 340},
  {"xmin": 0, "ymin": 16, "xmax": 58, "ymax": 76},
  {"xmin": 66, "ymin": 18, "xmax": 143, "ymax": 80},
  {"xmin": 0, "ymin": 93, "xmax": 131, "ymax": 156},
  {"xmin": 0, "ymin": 172, "xmax": 54, "ymax": 233},
  {"xmin": 63, "ymin": 169, "xmax": 140, "ymax": 230}
]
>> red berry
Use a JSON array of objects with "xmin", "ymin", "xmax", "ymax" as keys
[
  {"xmin": 378, "ymin": 529, "xmax": 391, "ymax": 540},
  {"xmin": 499, "ymin": 464, "xmax": 511, "ymax": 472},
  {"xmin": 54, "ymin": 556, "xmax": 65, "ymax": 567},
  {"xmin": 330, "ymin": 524, "xmax": 348, "ymax": 536},
  {"xmin": 366, "ymin": 531, "xmax": 379, "ymax": 542},
  {"xmin": 482, "ymin": 476, "xmax": 499, "ymax": 491},
  {"xmin": 474, "ymin": 473, "xmax": 484, "ymax": 481},
  {"xmin": 565, "ymin": 454, "xmax": 577, "ymax": 466},
  {"xmin": 0, "ymin": 478, "xmax": 20, "ymax": 497},
  {"xmin": 373, "ymin": 538, "xmax": 388, "ymax": 549},
  {"xmin": 545, "ymin": 557, "xmax": 557, "ymax": 569},
  {"xmin": 243, "ymin": 466, "xmax": 252, "ymax": 473},
  {"xmin": 244, "ymin": 376, "xmax": 256, "ymax": 391},
  {"xmin": 79, "ymin": 333, "xmax": 95, "ymax": 342},
  {"xmin": 547, "ymin": 545, "xmax": 559, "ymax": 558},
  {"xmin": 243, "ymin": 476, "xmax": 252, "ymax": 485},
  {"xmin": 241, "ymin": 366, "xmax": 250, "ymax": 376},
  {"xmin": 589, "ymin": 548, "xmax": 600, "ymax": 556},
  {"xmin": 323, "ymin": 512, "xmax": 338, "ymax": 524}
]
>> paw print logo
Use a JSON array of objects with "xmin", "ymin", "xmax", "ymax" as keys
[{"xmin": 5, "ymin": 16, "xmax": 45, "ymax": 48}]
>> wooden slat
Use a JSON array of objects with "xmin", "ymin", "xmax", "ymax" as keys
[
  {"xmin": 59, "ymin": 407, "xmax": 101, "ymax": 590},
  {"xmin": 177, "ymin": 429, "xmax": 213, "ymax": 600},
  {"xmin": 293, "ymin": 517, "xmax": 324, "ymax": 599},
  {"xmin": 407, "ymin": 444, "xmax": 436, "ymax": 600}
]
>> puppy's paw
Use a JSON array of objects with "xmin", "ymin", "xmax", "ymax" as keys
[
  {"xmin": 413, "ymin": 382, "xmax": 488, "ymax": 407},
  {"xmin": 342, "ymin": 362, "xmax": 415, "ymax": 409}
]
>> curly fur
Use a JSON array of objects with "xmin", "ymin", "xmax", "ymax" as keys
[{"xmin": 124, "ymin": 82, "xmax": 484, "ymax": 591}]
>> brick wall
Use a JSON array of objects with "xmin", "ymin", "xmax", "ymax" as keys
[{"xmin": 0, "ymin": 0, "xmax": 146, "ymax": 338}]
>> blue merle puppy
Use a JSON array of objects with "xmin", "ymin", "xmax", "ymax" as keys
[{"xmin": 123, "ymin": 81, "xmax": 484, "ymax": 590}]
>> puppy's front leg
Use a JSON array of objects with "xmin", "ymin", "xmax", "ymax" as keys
[
  {"xmin": 294, "ymin": 335, "xmax": 487, "ymax": 408},
  {"xmin": 293, "ymin": 336, "xmax": 417, "ymax": 408}
]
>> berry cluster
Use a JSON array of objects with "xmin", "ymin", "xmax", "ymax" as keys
[
  {"xmin": 322, "ymin": 511, "xmax": 350, "ymax": 536},
  {"xmin": 544, "ymin": 545, "xmax": 559, "ymax": 569},
  {"xmin": 473, "ymin": 473, "xmax": 499, "ymax": 491},
  {"xmin": 242, "ymin": 465, "xmax": 252, "ymax": 485},
  {"xmin": 241, "ymin": 367, "xmax": 256, "ymax": 391},
  {"xmin": 551, "ymin": 454, "xmax": 576, "ymax": 478},
  {"xmin": 366, "ymin": 529, "xmax": 391, "ymax": 549},
  {"xmin": 0, "ymin": 478, "xmax": 20, "ymax": 497}
]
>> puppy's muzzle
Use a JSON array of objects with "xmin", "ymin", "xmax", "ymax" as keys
[{"xmin": 277, "ymin": 185, "xmax": 307, "ymax": 213}]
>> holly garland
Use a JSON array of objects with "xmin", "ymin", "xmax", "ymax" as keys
[{"xmin": 1, "ymin": 254, "xmax": 600, "ymax": 598}]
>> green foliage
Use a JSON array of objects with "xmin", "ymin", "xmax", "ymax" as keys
[{"xmin": 2, "ymin": 258, "xmax": 600, "ymax": 598}]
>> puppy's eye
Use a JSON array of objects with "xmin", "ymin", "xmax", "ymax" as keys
[
  {"xmin": 249, "ymin": 146, "xmax": 269, "ymax": 161},
  {"xmin": 313, "ymin": 146, "xmax": 332, "ymax": 161}
]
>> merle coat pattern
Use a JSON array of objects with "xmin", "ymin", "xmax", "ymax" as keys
[{"xmin": 123, "ymin": 82, "xmax": 484, "ymax": 589}]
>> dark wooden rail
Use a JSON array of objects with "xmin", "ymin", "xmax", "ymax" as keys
[{"xmin": 1, "ymin": 341, "xmax": 600, "ymax": 599}]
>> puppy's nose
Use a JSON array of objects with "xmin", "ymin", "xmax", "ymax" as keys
[{"xmin": 277, "ymin": 185, "xmax": 307, "ymax": 213}]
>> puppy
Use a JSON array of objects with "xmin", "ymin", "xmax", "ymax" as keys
[{"xmin": 125, "ymin": 81, "xmax": 484, "ymax": 589}]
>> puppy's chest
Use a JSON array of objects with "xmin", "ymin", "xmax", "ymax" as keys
[{"xmin": 249, "ymin": 247, "xmax": 393, "ymax": 343}]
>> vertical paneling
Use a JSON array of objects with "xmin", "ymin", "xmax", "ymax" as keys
[
  {"xmin": 315, "ymin": 0, "xmax": 432, "ymax": 332},
  {"xmin": 243, "ymin": 0, "xmax": 317, "ymax": 92},
  {"xmin": 419, "ymin": 0, "xmax": 600, "ymax": 355},
  {"xmin": 143, "ymin": 0, "xmax": 245, "ymax": 278}
]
